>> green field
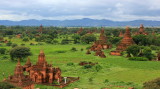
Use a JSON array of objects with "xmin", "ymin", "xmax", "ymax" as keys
[{"xmin": 1, "ymin": 38, "xmax": 160, "ymax": 89}]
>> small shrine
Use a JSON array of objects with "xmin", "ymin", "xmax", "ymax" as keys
[
  {"xmin": 4, "ymin": 60, "xmax": 34, "ymax": 89},
  {"xmin": 110, "ymin": 26, "xmax": 135, "ymax": 56}
]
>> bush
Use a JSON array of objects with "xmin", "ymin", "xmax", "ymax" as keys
[
  {"xmin": 93, "ymin": 65, "xmax": 102, "ymax": 72},
  {"xmin": 128, "ymin": 57, "xmax": 148, "ymax": 61},
  {"xmin": 0, "ymin": 48, "xmax": 7, "ymax": 54},
  {"xmin": 67, "ymin": 62, "xmax": 74, "ymax": 66},
  {"xmin": 61, "ymin": 39, "xmax": 69, "ymax": 45},
  {"xmin": 71, "ymin": 47, "xmax": 77, "ymax": 51},
  {"xmin": 6, "ymin": 41, "xmax": 12, "ymax": 46},
  {"xmin": 21, "ymin": 44, "xmax": 25, "ymax": 46},
  {"xmin": 86, "ymin": 46, "xmax": 91, "ymax": 50},
  {"xmin": 22, "ymin": 37, "xmax": 29, "ymax": 42},
  {"xmin": 0, "ymin": 82, "xmax": 16, "ymax": 89},
  {"xmin": 11, "ymin": 43, "xmax": 18, "ymax": 48},
  {"xmin": 83, "ymin": 64, "xmax": 93, "ymax": 69},
  {"xmin": 54, "ymin": 50, "xmax": 67, "ymax": 53},
  {"xmin": 143, "ymin": 77, "xmax": 160, "ymax": 89},
  {"xmin": 0, "ymin": 55, "xmax": 9, "ymax": 60}
]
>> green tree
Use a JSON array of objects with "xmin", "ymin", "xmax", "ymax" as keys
[
  {"xmin": 0, "ymin": 48, "xmax": 7, "ymax": 54},
  {"xmin": 72, "ymin": 34, "xmax": 81, "ymax": 44},
  {"xmin": 22, "ymin": 37, "xmax": 29, "ymax": 42},
  {"xmin": 10, "ymin": 46, "xmax": 32, "ymax": 61},
  {"xmin": 133, "ymin": 35, "xmax": 150, "ymax": 46},
  {"xmin": 81, "ymin": 34, "xmax": 96, "ymax": 44},
  {"xmin": 126, "ymin": 45, "xmax": 141, "ymax": 57},
  {"xmin": 143, "ymin": 47, "xmax": 153, "ymax": 60}
]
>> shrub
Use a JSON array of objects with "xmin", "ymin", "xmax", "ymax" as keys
[
  {"xmin": 83, "ymin": 64, "xmax": 92, "ymax": 69},
  {"xmin": 67, "ymin": 62, "xmax": 74, "ymax": 66},
  {"xmin": 21, "ymin": 44, "xmax": 25, "ymax": 46},
  {"xmin": 54, "ymin": 50, "xmax": 67, "ymax": 54},
  {"xmin": 86, "ymin": 46, "xmax": 91, "ymax": 50},
  {"xmin": 128, "ymin": 57, "xmax": 148, "ymax": 61},
  {"xmin": 93, "ymin": 65, "xmax": 102, "ymax": 72},
  {"xmin": 71, "ymin": 47, "xmax": 77, "ymax": 51},
  {"xmin": 6, "ymin": 41, "xmax": 12, "ymax": 46},
  {"xmin": 61, "ymin": 39, "xmax": 69, "ymax": 45},
  {"xmin": 0, "ymin": 48, "xmax": 7, "ymax": 54},
  {"xmin": 22, "ymin": 37, "xmax": 29, "ymax": 42},
  {"xmin": 143, "ymin": 77, "xmax": 160, "ymax": 89},
  {"xmin": 0, "ymin": 55, "xmax": 9, "ymax": 60},
  {"xmin": 104, "ymin": 79, "xmax": 109, "ymax": 83},
  {"xmin": 11, "ymin": 43, "xmax": 18, "ymax": 48},
  {"xmin": 0, "ymin": 82, "xmax": 16, "ymax": 89}
]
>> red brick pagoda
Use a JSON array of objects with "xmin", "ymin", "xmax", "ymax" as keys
[
  {"xmin": 135, "ymin": 24, "xmax": 148, "ymax": 35},
  {"xmin": 38, "ymin": 24, "xmax": 43, "ymax": 34},
  {"xmin": 88, "ymin": 28, "xmax": 112, "ymax": 58},
  {"xmin": 4, "ymin": 50, "xmax": 79, "ymax": 88},
  {"xmin": 23, "ymin": 50, "xmax": 63, "ymax": 84},
  {"xmin": 110, "ymin": 26, "xmax": 135, "ymax": 56},
  {"xmin": 119, "ymin": 31, "xmax": 123, "ymax": 37},
  {"xmin": 90, "ymin": 28, "xmax": 112, "ymax": 51},
  {"xmin": 77, "ymin": 27, "xmax": 83, "ymax": 34},
  {"xmin": 4, "ymin": 60, "xmax": 34, "ymax": 89}
]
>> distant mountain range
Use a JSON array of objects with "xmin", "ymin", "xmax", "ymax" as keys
[{"xmin": 0, "ymin": 18, "xmax": 160, "ymax": 27}]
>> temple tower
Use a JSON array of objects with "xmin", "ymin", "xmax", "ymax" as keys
[
  {"xmin": 14, "ymin": 60, "xmax": 23, "ymax": 77},
  {"xmin": 37, "ymin": 50, "xmax": 46, "ymax": 65},
  {"xmin": 99, "ymin": 28, "xmax": 107, "ymax": 43},
  {"xmin": 139, "ymin": 24, "xmax": 144, "ymax": 34},
  {"xmin": 119, "ymin": 31, "xmax": 123, "ymax": 37},
  {"xmin": 116, "ymin": 26, "xmax": 135, "ymax": 51}
]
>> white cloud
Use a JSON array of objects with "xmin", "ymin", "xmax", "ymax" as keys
[{"xmin": 0, "ymin": 0, "xmax": 159, "ymax": 21}]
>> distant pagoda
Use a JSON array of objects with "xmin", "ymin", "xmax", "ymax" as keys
[
  {"xmin": 37, "ymin": 24, "xmax": 43, "ymax": 34},
  {"xmin": 110, "ymin": 26, "xmax": 135, "ymax": 55},
  {"xmin": 119, "ymin": 31, "xmax": 123, "ymax": 37},
  {"xmin": 135, "ymin": 24, "xmax": 148, "ymax": 35},
  {"xmin": 77, "ymin": 27, "xmax": 83, "ymax": 34}
]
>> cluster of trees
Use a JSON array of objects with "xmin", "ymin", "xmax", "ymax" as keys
[{"xmin": 126, "ymin": 45, "xmax": 154, "ymax": 61}]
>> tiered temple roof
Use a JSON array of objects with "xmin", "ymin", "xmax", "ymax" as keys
[
  {"xmin": 110, "ymin": 27, "xmax": 135, "ymax": 55},
  {"xmin": 135, "ymin": 24, "xmax": 148, "ymax": 35},
  {"xmin": 4, "ymin": 60, "xmax": 34, "ymax": 89},
  {"xmin": 119, "ymin": 31, "xmax": 123, "ymax": 37}
]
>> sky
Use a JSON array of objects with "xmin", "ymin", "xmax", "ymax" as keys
[{"xmin": 0, "ymin": 0, "xmax": 160, "ymax": 21}]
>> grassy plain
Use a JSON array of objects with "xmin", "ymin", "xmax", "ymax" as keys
[{"xmin": 1, "ymin": 37, "xmax": 160, "ymax": 89}]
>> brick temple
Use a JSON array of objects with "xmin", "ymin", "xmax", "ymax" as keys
[
  {"xmin": 37, "ymin": 24, "xmax": 43, "ymax": 34},
  {"xmin": 88, "ymin": 28, "xmax": 111, "ymax": 58},
  {"xmin": 77, "ymin": 27, "xmax": 83, "ymax": 34},
  {"xmin": 23, "ymin": 50, "xmax": 63, "ymax": 84},
  {"xmin": 119, "ymin": 31, "xmax": 123, "ymax": 37},
  {"xmin": 4, "ymin": 50, "xmax": 79, "ymax": 88},
  {"xmin": 110, "ymin": 26, "xmax": 135, "ymax": 56},
  {"xmin": 90, "ymin": 28, "xmax": 112, "ymax": 51},
  {"xmin": 135, "ymin": 24, "xmax": 148, "ymax": 35},
  {"xmin": 4, "ymin": 60, "xmax": 34, "ymax": 89}
]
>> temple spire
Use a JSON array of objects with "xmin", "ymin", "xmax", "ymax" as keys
[
  {"xmin": 139, "ymin": 24, "xmax": 145, "ymax": 33},
  {"xmin": 14, "ymin": 59, "xmax": 23, "ymax": 76},
  {"xmin": 37, "ymin": 50, "xmax": 46, "ymax": 65}
]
